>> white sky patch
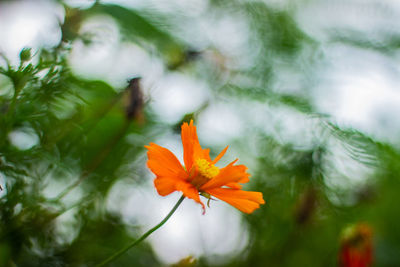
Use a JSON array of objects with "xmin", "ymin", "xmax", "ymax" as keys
[
  {"xmin": 68, "ymin": 15, "xmax": 165, "ymax": 89},
  {"xmin": 295, "ymin": 0, "xmax": 400, "ymax": 42},
  {"xmin": 54, "ymin": 208, "xmax": 81, "ymax": 245},
  {"xmin": 243, "ymin": 101, "xmax": 320, "ymax": 150},
  {"xmin": 101, "ymin": 0, "xmax": 209, "ymax": 17},
  {"xmin": 197, "ymin": 102, "xmax": 244, "ymax": 146},
  {"xmin": 195, "ymin": 13, "xmax": 253, "ymax": 69},
  {"xmin": 8, "ymin": 127, "xmax": 40, "ymax": 150},
  {"xmin": 0, "ymin": 1, "xmax": 63, "ymax": 64},
  {"xmin": 107, "ymin": 179, "xmax": 249, "ymax": 265},
  {"xmin": 103, "ymin": 0, "xmax": 253, "ymax": 69},
  {"xmin": 0, "ymin": 173, "xmax": 7, "ymax": 198},
  {"xmin": 63, "ymin": 0, "xmax": 96, "ymax": 9},
  {"xmin": 322, "ymin": 136, "xmax": 376, "ymax": 206},
  {"xmin": 150, "ymin": 73, "xmax": 209, "ymax": 124},
  {"xmin": 68, "ymin": 16, "xmax": 121, "ymax": 81},
  {"xmin": 42, "ymin": 169, "xmax": 84, "ymax": 207},
  {"xmin": 313, "ymin": 44, "xmax": 400, "ymax": 144},
  {"xmin": 325, "ymin": 138, "xmax": 374, "ymax": 187}
]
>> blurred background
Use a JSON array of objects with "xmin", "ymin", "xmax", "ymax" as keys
[{"xmin": 1, "ymin": 0, "xmax": 400, "ymax": 266}]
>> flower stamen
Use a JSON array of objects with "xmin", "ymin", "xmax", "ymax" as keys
[
  {"xmin": 189, "ymin": 159, "xmax": 220, "ymax": 189},
  {"xmin": 196, "ymin": 158, "xmax": 219, "ymax": 179}
]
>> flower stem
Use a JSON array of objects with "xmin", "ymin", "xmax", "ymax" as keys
[{"xmin": 95, "ymin": 195, "xmax": 185, "ymax": 267}]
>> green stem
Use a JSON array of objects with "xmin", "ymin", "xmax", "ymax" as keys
[
  {"xmin": 95, "ymin": 195, "xmax": 185, "ymax": 267},
  {"xmin": 7, "ymin": 79, "xmax": 23, "ymax": 118}
]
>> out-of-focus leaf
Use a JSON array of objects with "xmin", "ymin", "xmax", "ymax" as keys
[{"xmin": 87, "ymin": 4, "xmax": 186, "ymax": 65}]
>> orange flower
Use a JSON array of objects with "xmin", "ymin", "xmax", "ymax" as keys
[
  {"xmin": 339, "ymin": 223, "xmax": 373, "ymax": 267},
  {"xmin": 145, "ymin": 120, "xmax": 265, "ymax": 214}
]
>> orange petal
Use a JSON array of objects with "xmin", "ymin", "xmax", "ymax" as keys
[
  {"xmin": 202, "ymin": 148, "xmax": 212, "ymax": 162},
  {"xmin": 200, "ymin": 160, "xmax": 250, "ymax": 191},
  {"xmin": 175, "ymin": 181, "xmax": 206, "ymax": 213},
  {"xmin": 181, "ymin": 120, "xmax": 202, "ymax": 170},
  {"xmin": 206, "ymin": 188, "xmax": 265, "ymax": 214},
  {"xmin": 192, "ymin": 139, "xmax": 209, "ymax": 162},
  {"xmin": 154, "ymin": 176, "xmax": 181, "ymax": 196},
  {"xmin": 225, "ymin": 182, "xmax": 242, "ymax": 189},
  {"xmin": 154, "ymin": 175, "xmax": 205, "ymax": 213},
  {"xmin": 212, "ymin": 146, "xmax": 228, "ymax": 164},
  {"xmin": 145, "ymin": 143, "xmax": 187, "ymax": 179}
]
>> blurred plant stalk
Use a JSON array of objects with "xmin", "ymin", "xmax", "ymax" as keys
[
  {"xmin": 54, "ymin": 77, "xmax": 144, "ymax": 201},
  {"xmin": 96, "ymin": 195, "xmax": 185, "ymax": 267}
]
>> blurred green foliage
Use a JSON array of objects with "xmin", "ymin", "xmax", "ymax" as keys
[{"xmin": 1, "ymin": 1, "xmax": 400, "ymax": 266}]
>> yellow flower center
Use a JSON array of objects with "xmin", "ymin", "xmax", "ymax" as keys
[
  {"xmin": 189, "ymin": 158, "xmax": 220, "ymax": 188},
  {"xmin": 195, "ymin": 158, "xmax": 220, "ymax": 179}
]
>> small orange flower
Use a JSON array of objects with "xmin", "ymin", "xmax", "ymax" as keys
[
  {"xmin": 145, "ymin": 120, "xmax": 265, "ymax": 214},
  {"xmin": 339, "ymin": 223, "xmax": 373, "ymax": 267}
]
